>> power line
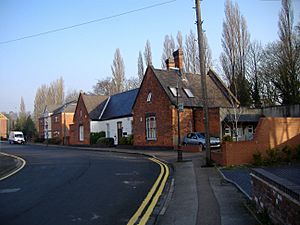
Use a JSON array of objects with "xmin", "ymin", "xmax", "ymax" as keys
[{"xmin": 0, "ymin": 0, "xmax": 176, "ymax": 45}]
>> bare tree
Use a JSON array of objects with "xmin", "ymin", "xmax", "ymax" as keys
[
  {"xmin": 124, "ymin": 76, "xmax": 140, "ymax": 91},
  {"xmin": 220, "ymin": 0, "xmax": 251, "ymax": 106},
  {"xmin": 93, "ymin": 77, "xmax": 114, "ymax": 96},
  {"xmin": 137, "ymin": 51, "xmax": 144, "ymax": 84},
  {"xmin": 184, "ymin": 29, "xmax": 211, "ymax": 74},
  {"xmin": 111, "ymin": 48, "xmax": 125, "ymax": 94},
  {"xmin": 144, "ymin": 40, "xmax": 152, "ymax": 67},
  {"xmin": 261, "ymin": 0, "xmax": 300, "ymax": 105},
  {"xmin": 247, "ymin": 40, "xmax": 263, "ymax": 107},
  {"xmin": 161, "ymin": 34, "xmax": 175, "ymax": 69},
  {"xmin": 65, "ymin": 89, "xmax": 80, "ymax": 103},
  {"xmin": 33, "ymin": 84, "xmax": 48, "ymax": 126},
  {"xmin": 176, "ymin": 31, "xmax": 183, "ymax": 49}
]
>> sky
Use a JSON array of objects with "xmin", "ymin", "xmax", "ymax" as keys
[{"xmin": 0, "ymin": 0, "xmax": 299, "ymax": 114}]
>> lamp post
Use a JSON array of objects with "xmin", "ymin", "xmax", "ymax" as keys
[
  {"xmin": 177, "ymin": 74, "xmax": 183, "ymax": 162},
  {"xmin": 45, "ymin": 120, "xmax": 48, "ymax": 147},
  {"xmin": 63, "ymin": 104, "xmax": 67, "ymax": 145}
]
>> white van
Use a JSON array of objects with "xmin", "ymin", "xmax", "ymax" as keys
[{"xmin": 8, "ymin": 131, "xmax": 25, "ymax": 144}]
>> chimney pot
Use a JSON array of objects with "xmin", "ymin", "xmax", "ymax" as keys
[
  {"xmin": 173, "ymin": 48, "xmax": 184, "ymax": 70},
  {"xmin": 165, "ymin": 57, "xmax": 175, "ymax": 70}
]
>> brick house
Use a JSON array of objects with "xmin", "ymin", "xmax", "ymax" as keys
[
  {"xmin": 90, "ymin": 88, "xmax": 139, "ymax": 145},
  {"xmin": 0, "ymin": 112, "xmax": 8, "ymax": 139},
  {"xmin": 51, "ymin": 100, "xmax": 77, "ymax": 144},
  {"xmin": 69, "ymin": 93, "xmax": 107, "ymax": 145},
  {"xmin": 38, "ymin": 105, "xmax": 59, "ymax": 139},
  {"xmin": 132, "ymin": 49, "xmax": 237, "ymax": 148}
]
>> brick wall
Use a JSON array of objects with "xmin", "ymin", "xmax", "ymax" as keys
[
  {"xmin": 212, "ymin": 117, "xmax": 300, "ymax": 166},
  {"xmin": 51, "ymin": 112, "xmax": 74, "ymax": 144},
  {"xmin": 194, "ymin": 108, "xmax": 220, "ymax": 136},
  {"xmin": 69, "ymin": 95, "xmax": 91, "ymax": 145},
  {"xmin": 251, "ymin": 170, "xmax": 300, "ymax": 225},
  {"xmin": 0, "ymin": 118, "xmax": 7, "ymax": 138},
  {"xmin": 133, "ymin": 68, "xmax": 174, "ymax": 147}
]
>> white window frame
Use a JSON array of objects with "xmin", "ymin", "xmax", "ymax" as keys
[
  {"xmin": 169, "ymin": 87, "xmax": 180, "ymax": 97},
  {"xmin": 147, "ymin": 92, "xmax": 152, "ymax": 102},
  {"xmin": 183, "ymin": 88, "xmax": 195, "ymax": 98},
  {"xmin": 79, "ymin": 125, "xmax": 84, "ymax": 141},
  {"xmin": 146, "ymin": 116, "xmax": 157, "ymax": 140},
  {"xmin": 224, "ymin": 126, "xmax": 231, "ymax": 136}
]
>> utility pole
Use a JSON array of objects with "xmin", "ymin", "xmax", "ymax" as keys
[{"xmin": 195, "ymin": 0, "xmax": 211, "ymax": 165}]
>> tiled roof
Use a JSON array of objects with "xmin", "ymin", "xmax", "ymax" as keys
[
  {"xmin": 224, "ymin": 114, "xmax": 261, "ymax": 123},
  {"xmin": 52, "ymin": 100, "xmax": 77, "ymax": 115},
  {"xmin": 100, "ymin": 89, "xmax": 139, "ymax": 120},
  {"xmin": 81, "ymin": 94, "xmax": 108, "ymax": 120},
  {"xmin": 152, "ymin": 67, "xmax": 237, "ymax": 108},
  {"xmin": 0, "ymin": 113, "xmax": 8, "ymax": 120}
]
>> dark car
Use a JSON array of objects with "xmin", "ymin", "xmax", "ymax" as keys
[{"xmin": 183, "ymin": 132, "xmax": 221, "ymax": 148}]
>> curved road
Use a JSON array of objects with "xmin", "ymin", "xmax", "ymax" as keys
[{"xmin": 0, "ymin": 143, "xmax": 160, "ymax": 225}]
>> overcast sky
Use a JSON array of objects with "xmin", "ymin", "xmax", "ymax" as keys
[{"xmin": 0, "ymin": 0, "xmax": 299, "ymax": 113}]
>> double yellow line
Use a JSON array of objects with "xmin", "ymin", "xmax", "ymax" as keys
[{"xmin": 127, "ymin": 157, "xmax": 169, "ymax": 225}]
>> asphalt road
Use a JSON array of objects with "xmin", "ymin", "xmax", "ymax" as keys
[{"xmin": 0, "ymin": 143, "xmax": 160, "ymax": 225}]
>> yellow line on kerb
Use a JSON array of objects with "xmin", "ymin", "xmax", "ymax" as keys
[
  {"xmin": 127, "ymin": 157, "xmax": 169, "ymax": 225},
  {"xmin": 0, "ymin": 152, "xmax": 26, "ymax": 181}
]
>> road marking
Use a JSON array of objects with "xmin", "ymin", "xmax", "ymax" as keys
[
  {"xmin": 0, "ymin": 152, "xmax": 26, "ymax": 181},
  {"xmin": 138, "ymin": 159, "xmax": 169, "ymax": 225},
  {"xmin": 127, "ymin": 157, "xmax": 169, "ymax": 225},
  {"xmin": 0, "ymin": 188, "xmax": 21, "ymax": 193}
]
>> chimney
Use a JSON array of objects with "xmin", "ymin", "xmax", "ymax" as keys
[
  {"xmin": 165, "ymin": 57, "xmax": 175, "ymax": 70},
  {"xmin": 173, "ymin": 48, "xmax": 184, "ymax": 70}
]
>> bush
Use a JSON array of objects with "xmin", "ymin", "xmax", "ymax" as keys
[
  {"xmin": 222, "ymin": 135, "xmax": 233, "ymax": 142},
  {"xmin": 35, "ymin": 137, "xmax": 45, "ymax": 143},
  {"xmin": 128, "ymin": 135, "xmax": 134, "ymax": 145},
  {"xmin": 266, "ymin": 148, "xmax": 281, "ymax": 164},
  {"xmin": 90, "ymin": 132, "xmax": 106, "ymax": 144},
  {"xmin": 282, "ymin": 145, "xmax": 292, "ymax": 162},
  {"xmin": 295, "ymin": 144, "xmax": 300, "ymax": 160},
  {"xmin": 252, "ymin": 151, "xmax": 263, "ymax": 166},
  {"xmin": 119, "ymin": 136, "xmax": 128, "ymax": 145},
  {"xmin": 118, "ymin": 135, "xmax": 134, "ymax": 145},
  {"xmin": 96, "ymin": 137, "xmax": 114, "ymax": 146},
  {"xmin": 47, "ymin": 138, "xmax": 61, "ymax": 145}
]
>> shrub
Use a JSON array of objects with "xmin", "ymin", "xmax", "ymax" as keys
[
  {"xmin": 222, "ymin": 135, "xmax": 233, "ymax": 142},
  {"xmin": 295, "ymin": 144, "xmax": 300, "ymax": 159},
  {"xmin": 266, "ymin": 148, "xmax": 281, "ymax": 164},
  {"xmin": 252, "ymin": 151, "xmax": 263, "ymax": 166},
  {"xmin": 90, "ymin": 132, "xmax": 106, "ymax": 144},
  {"xmin": 119, "ymin": 136, "xmax": 128, "ymax": 145},
  {"xmin": 96, "ymin": 137, "xmax": 114, "ymax": 146},
  {"xmin": 47, "ymin": 138, "xmax": 61, "ymax": 145},
  {"xmin": 34, "ymin": 137, "xmax": 45, "ymax": 143},
  {"xmin": 128, "ymin": 135, "xmax": 134, "ymax": 145},
  {"xmin": 281, "ymin": 145, "xmax": 292, "ymax": 162}
]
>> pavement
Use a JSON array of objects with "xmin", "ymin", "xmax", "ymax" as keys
[{"xmin": 0, "ymin": 143, "xmax": 259, "ymax": 225}]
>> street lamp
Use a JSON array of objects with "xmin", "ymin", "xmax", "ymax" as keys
[
  {"xmin": 63, "ymin": 104, "xmax": 67, "ymax": 145},
  {"xmin": 45, "ymin": 120, "xmax": 48, "ymax": 147}
]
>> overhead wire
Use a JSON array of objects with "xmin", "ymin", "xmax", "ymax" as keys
[{"xmin": 0, "ymin": 0, "xmax": 176, "ymax": 45}]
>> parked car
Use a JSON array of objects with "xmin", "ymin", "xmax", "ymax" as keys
[
  {"xmin": 8, "ymin": 131, "xmax": 25, "ymax": 144},
  {"xmin": 183, "ymin": 132, "xmax": 220, "ymax": 148}
]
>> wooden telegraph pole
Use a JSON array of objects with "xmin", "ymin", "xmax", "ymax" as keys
[{"xmin": 195, "ymin": 0, "xmax": 211, "ymax": 165}]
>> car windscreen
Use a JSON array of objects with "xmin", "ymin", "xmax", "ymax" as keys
[{"xmin": 15, "ymin": 134, "xmax": 23, "ymax": 138}]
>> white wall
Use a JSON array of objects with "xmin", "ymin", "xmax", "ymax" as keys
[{"xmin": 91, "ymin": 117, "xmax": 133, "ymax": 144}]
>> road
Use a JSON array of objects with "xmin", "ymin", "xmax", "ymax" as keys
[{"xmin": 0, "ymin": 143, "xmax": 160, "ymax": 225}]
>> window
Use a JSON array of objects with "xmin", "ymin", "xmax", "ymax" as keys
[
  {"xmin": 224, "ymin": 127, "xmax": 231, "ymax": 136},
  {"xmin": 80, "ymin": 109, "xmax": 82, "ymax": 118},
  {"xmin": 146, "ymin": 116, "xmax": 156, "ymax": 140},
  {"xmin": 169, "ymin": 87, "xmax": 180, "ymax": 97},
  {"xmin": 55, "ymin": 116, "xmax": 58, "ymax": 123},
  {"xmin": 147, "ymin": 92, "xmax": 152, "ymax": 102},
  {"xmin": 79, "ymin": 125, "xmax": 84, "ymax": 141},
  {"xmin": 247, "ymin": 125, "xmax": 253, "ymax": 134},
  {"xmin": 183, "ymin": 88, "xmax": 194, "ymax": 98}
]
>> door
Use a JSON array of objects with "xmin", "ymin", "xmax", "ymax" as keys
[{"xmin": 117, "ymin": 122, "xmax": 123, "ymax": 144}]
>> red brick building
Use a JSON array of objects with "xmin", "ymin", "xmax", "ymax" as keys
[
  {"xmin": 132, "ymin": 49, "xmax": 237, "ymax": 148},
  {"xmin": 69, "ymin": 93, "xmax": 107, "ymax": 145},
  {"xmin": 51, "ymin": 101, "xmax": 77, "ymax": 144},
  {"xmin": 0, "ymin": 113, "xmax": 8, "ymax": 139}
]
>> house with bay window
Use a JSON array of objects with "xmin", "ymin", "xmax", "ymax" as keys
[{"xmin": 132, "ymin": 49, "xmax": 239, "ymax": 149}]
